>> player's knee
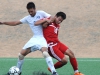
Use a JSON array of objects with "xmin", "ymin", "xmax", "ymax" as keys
[
  {"xmin": 41, "ymin": 47, "xmax": 48, "ymax": 52},
  {"xmin": 61, "ymin": 57, "xmax": 68, "ymax": 65},
  {"xmin": 42, "ymin": 51, "xmax": 50, "ymax": 58},
  {"xmin": 69, "ymin": 51, "xmax": 75, "ymax": 58},
  {"xmin": 18, "ymin": 53, "xmax": 25, "ymax": 60},
  {"xmin": 62, "ymin": 59, "xmax": 67, "ymax": 65},
  {"xmin": 70, "ymin": 52, "xmax": 74, "ymax": 57},
  {"xmin": 65, "ymin": 49, "xmax": 75, "ymax": 58}
]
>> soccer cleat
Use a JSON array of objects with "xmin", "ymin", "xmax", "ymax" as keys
[
  {"xmin": 52, "ymin": 72, "xmax": 58, "ymax": 75},
  {"xmin": 48, "ymin": 67, "xmax": 51, "ymax": 72},
  {"xmin": 48, "ymin": 68, "xmax": 58, "ymax": 75},
  {"xmin": 7, "ymin": 72, "xmax": 10, "ymax": 75},
  {"xmin": 7, "ymin": 72, "xmax": 21, "ymax": 75},
  {"xmin": 74, "ymin": 72, "xmax": 84, "ymax": 75},
  {"xmin": 48, "ymin": 67, "xmax": 58, "ymax": 75},
  {"xmin": 19, "ymin": 72, "xmax": 22, "ymax": 75}
]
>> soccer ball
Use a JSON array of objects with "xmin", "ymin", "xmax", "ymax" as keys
[{"xmin": 9, "ymin": 66, "xmax": 20, "ymax": 75}]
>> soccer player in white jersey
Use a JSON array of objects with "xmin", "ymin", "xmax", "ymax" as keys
[{"xmin": 0, "ymin": 2, "xmax": 58, "ymax": 75}]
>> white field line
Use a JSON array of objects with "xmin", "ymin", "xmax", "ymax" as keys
[
  {"xmin": 0, "ymin": 58, "xmax": 100, "ymax": 61},
  {"xmin": 25, "ymin": 59, "xmax": 100, "ymax": 61},
  {"xmin": 77, "ymin": 59, "xmax": 100, "ymax": 61}
]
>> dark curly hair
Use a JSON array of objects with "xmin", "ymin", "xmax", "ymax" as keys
[
  {"xmin": 26, "ymin": 2, "xmax": 36, "ymax": 9},
  {"xmin": 56, "ymin": 11, "xmax": 66, "ymax": 20}
]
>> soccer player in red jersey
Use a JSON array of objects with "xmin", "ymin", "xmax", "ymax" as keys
[{"xmin": 35, "ymin": 12, "xmax": 84, "ymax": 75}]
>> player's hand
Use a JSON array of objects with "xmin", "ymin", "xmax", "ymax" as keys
[
  {"xmin": 42, "ymin": 21, "xmax": 49, "ymax": 27},
  {"xmin": 50, "ymin": 17, "xmax": 56, "ymax": 23},
  {"xmin": 45, "ymin": 19, "xmax": 51, "ymax": 24}
]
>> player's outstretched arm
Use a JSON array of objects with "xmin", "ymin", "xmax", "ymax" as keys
[
  {"xmin": 0, "ymin": 21, "xmax": 22, "ymax": 26},
  {"xmin": 34, "ymin": 19, "xmax": 48, "ymax": 25},
  {"xmin": 35, "ymin": 19, "xmax": 49, "ymax": 27}
]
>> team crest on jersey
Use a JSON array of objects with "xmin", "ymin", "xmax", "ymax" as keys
[{"xmin": 36, "ymin": 16, "xmax": 40, "ymax": 19}]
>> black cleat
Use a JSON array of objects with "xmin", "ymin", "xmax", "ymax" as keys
[
  {"xmin": 7, "ymin": 72, "xmax": 21, "ymax": 75},
  {"xmin": 52, "ymin": 72, "xmax": 58, "ymax": 75},
  {"xmin": 19, "ymin": 72, "xmax": 21, "ymax": 75},
  {"xmin": 7, "ymin": 72, "xmax": 10, "ymax": 75}
]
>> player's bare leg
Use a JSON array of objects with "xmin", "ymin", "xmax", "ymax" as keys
[
  {"xmin": 48, "ymin": 49, "xmax": 84, "ymax": 75},
  {"xmin": 55, "ymin": 56, "xmax": 67, "ymax": 69},
  {"xmin": 48, "ymin": 55, "xmax": 68, "ymax": 72},
  {"xmin": 17, "ymin": 48, "xmax": 31, "ymax": 73},
  {"xmin": 65, "ymin": 49, "xmax": 84, "ymax": 75},
  {"xmin": 7, "ymin": 48, "xmax": 31, "ymax": 75},
  {"xmin": 41, "ymin": 47, "xmax": 58, "ymax": 75}
]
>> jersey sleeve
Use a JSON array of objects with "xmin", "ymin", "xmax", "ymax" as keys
[
  {"xmin": 20, "ymin": 16, "xmax": 28, "ymax": 24},
  {"xmin": 40, "ymin": 11, "xmax": 51, "ymax": 18}
]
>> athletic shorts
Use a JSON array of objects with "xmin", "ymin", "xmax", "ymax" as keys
[
  {"xmin": 48, "ymin": 42, "xmax": 69, "ymax": 61},
  {"xmin": 23, "ymin": 35, "xmax": 47, "ymax": 51}
]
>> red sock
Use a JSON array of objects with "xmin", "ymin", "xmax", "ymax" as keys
[
  {"xmin": 54, "ymin": 61, "xmax": 64, "ymax": 69},
  {"xmin": 70, "ymin": 58, "xmax": 78, "ymax": 71}
]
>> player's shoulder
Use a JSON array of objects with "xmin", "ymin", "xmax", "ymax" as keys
[
  {"xmin": 23, "ymin": 15, "xmax": 31, "ymax": 18},
  {"xmin": 36, "ymin": 10, "xmax": 46, "ymax": 14},
  {"xmin": 23, "ymin": 15, "xmax": 32, "ymax": 20}
]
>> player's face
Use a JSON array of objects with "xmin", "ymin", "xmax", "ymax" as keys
[
  {"xmin": 28, "ymin": 8, "xmax": 36, "ymax": 17},
  {"xmin": 55, "ymin": 16, "xmax": 63, "ymax": 24}
]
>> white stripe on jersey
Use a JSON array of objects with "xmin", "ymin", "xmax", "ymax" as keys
[
  {"xmin": 49, "ymin": 24, "xmax": 59, "ymax": 34},
  {"xmin": 49, "ymin": 43, "xmax": 61, "ymax": 61}
]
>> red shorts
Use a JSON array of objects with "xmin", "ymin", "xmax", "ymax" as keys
[{"xmin": 48, "ymin": 42, "xmax": 69, "ymax": 61}]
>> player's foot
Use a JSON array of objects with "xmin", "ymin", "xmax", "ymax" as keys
[
  {"xmin": 7, "ymin": 72, "xmax": 21, "ymax": 75},
  {"xmin": 19, "ymin": 72, "xmax": 22, "ymax": 75},
  {"xmin": 48, "ymin": 67, "xmax": 51, "ymax": 72},
  {"xmin": 74, "ymin": 72, "xmax": 84, "ymax": 75},
  {"xmin": 7, "ymin": 72, "xmax": 9, "ymax": 75},
  {"xmin": 48, "ymin": 67, "xmax": 58, "ymax": 75},
  {"xmin": 52, "ymin": 72, "xmax": 58, "ymax": 75},
  {"xmin": 48, "ymin": 68, "xmax": 58, "ymax": 75}
]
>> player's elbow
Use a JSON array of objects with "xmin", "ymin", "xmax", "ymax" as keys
[
  {"xmin": 13, "ymin": 21, "xmax": 21, "ymax": 26},
  {"xmin": 13, "ymin": 23, "xmax": 18, "ymax": 26}
]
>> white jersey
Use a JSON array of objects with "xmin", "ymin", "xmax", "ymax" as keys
[
  {"xmin": 20, "ymin": 10, "xmax": 51, "ymax": 36},
  {"xmin": 20, "ymin": 10, "xmax": 51, "ymax": 50}
]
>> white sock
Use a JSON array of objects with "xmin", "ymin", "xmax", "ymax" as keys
[
  {"xmin": 75, "ymin": 70, "xmax": 79, "ymax": 73},
  {"xmin": 16, "ymin": 59, "xmax": 24, "ymax": 72},
  {"xmin": 45, "ymin": 57, "xmax": 56, "ymax": 73}
]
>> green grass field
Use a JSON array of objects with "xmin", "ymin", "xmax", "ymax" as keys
[{"xmin": 0, "ymin": 58, "xmax": 100, "ymax": 75}]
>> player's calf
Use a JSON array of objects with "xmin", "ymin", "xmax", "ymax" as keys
[
  {"xmin": 48, "ymin": 56, "xmax": 68, "ymax": 71},
  {"xmin": 41, "ymin": 47, "xmax": 57, "ymax": 74}
]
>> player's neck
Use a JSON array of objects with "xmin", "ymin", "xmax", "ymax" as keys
[{"xmin": 53, "ymin": 22, "xmax": 58, "ymax": 26}]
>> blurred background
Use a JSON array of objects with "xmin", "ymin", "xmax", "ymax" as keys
[{"xmin": 0, "ymin": 0, "xmax": 100, "ymax": 58}]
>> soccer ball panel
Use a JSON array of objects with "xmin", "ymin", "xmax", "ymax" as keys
[{"xmin": 9, "ymin": 66, "xmax": 20, "ymax": 75}]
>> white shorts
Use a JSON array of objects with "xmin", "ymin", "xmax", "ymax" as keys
[{"xmin": 22, "ymin": 36, "xmax": 47, "ymax": 51}]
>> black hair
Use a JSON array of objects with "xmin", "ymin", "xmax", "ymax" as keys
[
  {"xmin": 26, "ymin": 2, "xmax": 36, "ymax": 9},
  {"xmin": 56, "ymin": 11, "xmax": 66, "ymax": 20}
]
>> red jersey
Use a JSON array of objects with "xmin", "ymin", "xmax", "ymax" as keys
[{"xmin": 43, "ymin": 22, "xmax": 60, "ymax": 43}]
